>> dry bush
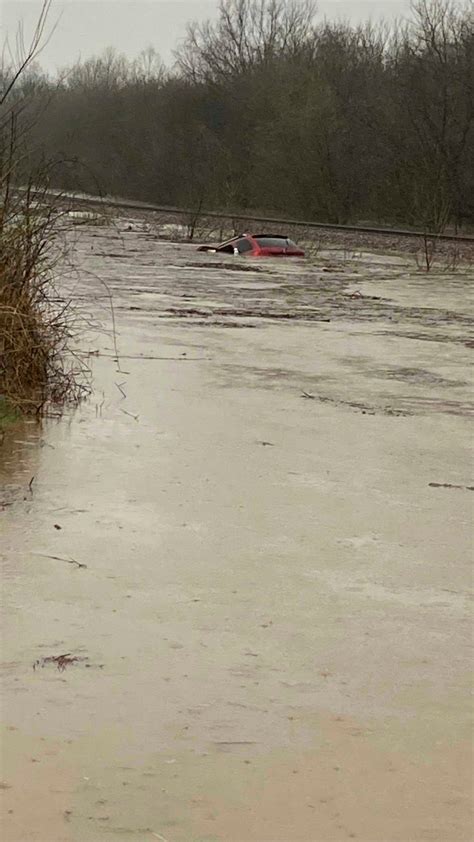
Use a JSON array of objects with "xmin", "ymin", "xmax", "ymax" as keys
[
  {"xmin": 297, "ymin": 228, "xmax": 321, "ymax": 261},
  {"xmin": 1, "ymin": 2, "xmax": 88, "ymax": 416},
  {"xmin": 0, "ymin": 183, "xmax": 88, "ymax": 413},
  {"xmin": 415, "ymin": 233, "xmax": 437, "ymax": 272}
]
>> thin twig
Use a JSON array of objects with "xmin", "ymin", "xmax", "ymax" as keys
[
  {"xmin": 34, "ymin": 552, "xmax": 87, "ymax": 569},
  {"xmin": 115, "ymin": 381, "xmax": 127, "ymax": 399},
  {"xmin": 92, "ymin": 354, "xmax": 208, "ymax": 361},
  {"xmin": 120, "ymin": 408, "xmax": 139, "ymax": 421}
]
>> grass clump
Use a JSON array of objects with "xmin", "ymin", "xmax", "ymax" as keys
[
  {"xmin": 1, "ymin": 0, "xmax": 88, "ymax": 418},
  {"xmin": 0, "ymin": 187, "xmax": 87, "ymax": 416}
]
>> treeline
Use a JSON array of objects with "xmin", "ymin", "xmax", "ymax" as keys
[{"xmin": 9, "ymin": 0, "xmax": 474, "ymax": 230}]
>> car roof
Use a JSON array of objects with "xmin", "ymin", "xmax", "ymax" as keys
[
  {"xmin": 252, "ymin": 233, "xmax": 289, "ymax": 239},
  {"xmin": 216, "ymin": 233, "xmax": 292, "ymax": 247},
  {"xmin": 237, "ymin": 233, "xmax": 290, "ymax": 240}
]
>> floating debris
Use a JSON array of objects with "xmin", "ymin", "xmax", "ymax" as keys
[
  {"xmin": 429, "ymin": 482, "xmax": 474, "ymax": 491},
  {"xmin": 33, "ymin": 654, "xmax": 88, "ymax": 672}
]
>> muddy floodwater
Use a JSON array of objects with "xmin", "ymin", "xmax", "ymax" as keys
[{"xmin": 1, "ymin": 221, "xmax": 473, "ymax": 842}]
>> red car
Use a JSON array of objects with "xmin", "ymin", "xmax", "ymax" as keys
[{"xmin": 197, "ymin": 233, "xmax": 305, "ymax": 258}]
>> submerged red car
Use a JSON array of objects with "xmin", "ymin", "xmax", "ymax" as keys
[{"xmin": 197, "ymin": 233, "xmax": 305, "ymax": 258}]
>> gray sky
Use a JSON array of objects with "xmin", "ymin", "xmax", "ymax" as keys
[{"xmin": 2, "ymin": 0, "xmax": 413, "ymax": 73}]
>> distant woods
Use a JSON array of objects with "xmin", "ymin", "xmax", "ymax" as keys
[{"xmin": 5, "ymin": 0, "xmax": 474, "ymax": 230}]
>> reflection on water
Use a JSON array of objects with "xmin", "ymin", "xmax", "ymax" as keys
[{"xmin": 0, "ymin": 418, "xmax": 42, "ymax": 494}]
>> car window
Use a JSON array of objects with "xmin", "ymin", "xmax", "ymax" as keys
[
  {"xmin": 255, "ymin": 237, "xmax": 297, "ymax": 248},
  {"xmin": 237, "ymin": 238, "xmax": 253, "ymax": 253}
]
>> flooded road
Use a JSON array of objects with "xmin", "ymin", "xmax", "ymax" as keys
[{"xmin": 1, "ymin": 221, "xmax": 473, "ymax": 841}]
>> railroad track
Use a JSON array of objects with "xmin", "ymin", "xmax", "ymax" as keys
[{"xmin": 22, "ymin": 187, "xmax": 474, "ymax": 243}]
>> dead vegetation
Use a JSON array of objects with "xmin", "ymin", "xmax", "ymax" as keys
[
  {"xmin": 33, "ymin": 653, "xmax": 89, "ymax": 671},
  {"xmin": 0, "ymin": 184, "xmax": 88, "ymax": 413},
  {"xmin": 0, "ymin": 2, "xmax": 88, "ymax": 417}
]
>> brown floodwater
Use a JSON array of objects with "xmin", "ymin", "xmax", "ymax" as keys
[{"xmin": 1, "ymin": 222, "xmax": 473, "ymax": 841}]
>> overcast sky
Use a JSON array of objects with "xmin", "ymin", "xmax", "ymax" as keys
[{"xmin": 2, "ymin": 0, "xmax": 414, "ymax": 73}]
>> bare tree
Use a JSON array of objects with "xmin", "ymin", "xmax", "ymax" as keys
[
  {"xmin": 392, "ymin": 1, "xmax": 474, "ymax": 230},
  {"xmin": 176, "ymin": 0, "xmax": 318, "ymax": 81},
  {"xmin": 8, "ymin": 1, "xmax": 473, "ymax": 231}
]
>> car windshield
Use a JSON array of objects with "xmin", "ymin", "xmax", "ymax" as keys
[
  {"xmin": 216, "ymin": 237, "xmax": 253, "ymax": 253},
  {"xmin": 255, "ymin": 237, "xmax": 298, "ymax": 248}
]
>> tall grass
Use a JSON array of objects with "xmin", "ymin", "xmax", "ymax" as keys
[
  {"xmin": 1, "ymin": 2, "xmax": 87, "ymax": 417},
  {"xmin": 0, "ymin": 184, "xmax": 87, "ymax": 414}
]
